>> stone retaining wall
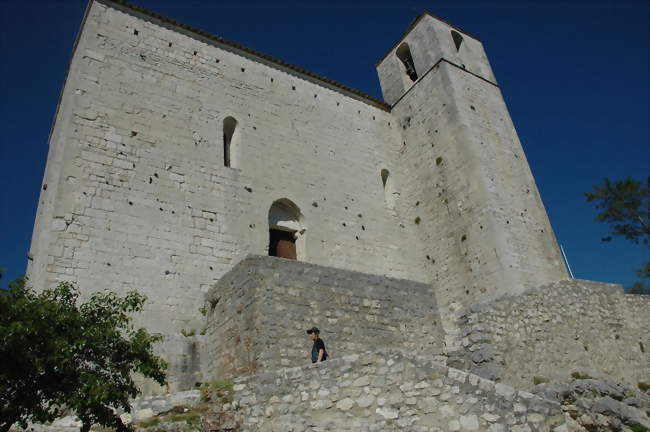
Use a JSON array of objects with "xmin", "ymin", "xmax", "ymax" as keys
[
  {"xmin": 232, "ymin": 349, "xmax": 565, "ymax": 432},
  {"xmin": 21, "ymin": 390, "xmax": 203, "ymax": 432},
  {"xmin": 449, "ymin": 278, "xmax": 650, "ymax": 390},
  {"xmin": 204, "ymin": 255, "xmax": 444, "ymax": 378}
]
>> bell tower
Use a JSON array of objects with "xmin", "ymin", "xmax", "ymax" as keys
[
  {"xmin": 377, "ymin": 13, "xmax": 568, "ymax": 343},
  {"xmin": 377, "ymin": 13, "xmax": 497, "ymax": 105}
]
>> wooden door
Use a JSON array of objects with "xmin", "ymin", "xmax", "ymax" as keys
[{"xmin": 269, "ymin": 229, "xmax": 297, "ymax": 260}]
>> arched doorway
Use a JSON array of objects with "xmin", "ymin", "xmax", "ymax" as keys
[{"xmin": 268, "ymin": 199, "xmax": 305, "ymax": 260}]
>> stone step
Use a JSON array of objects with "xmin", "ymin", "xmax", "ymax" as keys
[{"xmin": 230, "ymin": 348, "xmax": 565, "ymax": 432}]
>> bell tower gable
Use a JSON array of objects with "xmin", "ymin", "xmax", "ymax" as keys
[{"xmin": 376, "ymin": 13, "xmax": 497, "ymax": 105}]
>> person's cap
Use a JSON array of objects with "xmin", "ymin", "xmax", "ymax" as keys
[{"xmin": 306, "ymin": 327, "xmax": 320, "ymax": 334}]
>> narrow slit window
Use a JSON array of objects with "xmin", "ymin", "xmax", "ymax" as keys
[
  {"xmin": 223, "ymin": 117, "xmax": 237, "ymax": 167},
  {"xmin": 396, "ymin": 43, "xmax": 418, "ymax": 82},
  {"xmin": 451, "ymin": 30, "xmax": 463, "ymax": 51},
  {"xmin": 381, "ymin": 169, "xmax": 389, "ymax": 189},
  {"xmin": 381, "ymin": 169, "xmax": 398, "ymax": 210}
]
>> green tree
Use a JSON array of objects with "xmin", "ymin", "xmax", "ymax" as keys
[
  {"xmin": 0, "ymin": 281, "xmax": 167, "ymax": 432},
  {"xmin": 585, "ymin": 176, "xmax": 650, "ymax": 290},
  {"xmin": 628, "ymin": 280, "xmax": 650, "ymax": 295},
  {"xmin": 0, "ymin": 267, "xmax": 25, "ymax": 291}
]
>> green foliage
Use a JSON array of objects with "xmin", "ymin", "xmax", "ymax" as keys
[
  {"xmin": 435, "ymin": 156, "xmax": 443, "ymax": 166},
  {"xmin": 138, "ymin": 418, "xmax": 161, "ymax": 429},
  {"xmin": 5, "ymin": 276, "xmax": 25, "ymax": 291},
  {"xmin": 198, "ymin": 379, "xmax": 234, "ymax": 402},
  {"xmin": 532, "ymin": 376, "xmax": 549, "ymax": 385},
  {"xmin": 585, "ymin": 176, "xmax": 649, "ymax": 288},
  {"xmin": 167, "ymin": 412, "xmax": 201, "ymax": 425},
  {"xmin": 180, "ymin": 328, "xmax": 196, "ymax": 337},
  {"xmin": 635, "ymin": 261, "xmax": 650, "ymax": 280},
  {"xmin": 136, "ymin": 405, "xmax": 209, "ymax": 430},
  {"xmin": 570, "ymin": 371, "xmax": 593, "ymax": 380},
  {"xmin": 0, "ymin": 281, "xmax": 167, "ymax": 432},
  {"xmin": 584, "ymin": 176, "xmax": 649, "ymax": 245},
  {"xmin": 628, "ymin": 280, "xmax": 650, "ymax": 295},
  {"xmin": 639, "ymin": 381, "xmax": 650, "ymax": 392},
  {"xmin": 0, "ymin": 267, "xmax": 25, "ymax": 292},
  {"xmin": 629, "ymin": 424, "xmax": 648, "ymax": 432}
]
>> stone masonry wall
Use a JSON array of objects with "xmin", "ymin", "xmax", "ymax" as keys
[
  {"xmin": 204, "ymin": 255, "xmax": 444, "ymax": 379},
  {"xmin": 232, "ymin": 349, "xmax": 566, "ymax": 432},
  {"xmin": 27, "ymin": 0, "xmax": 427, "ymax": 391},
  {"xmin": 449, "ymin": 278, "xmax": 650, "ymax": 390},
  {"xmin": 379, "ymin": 15, "xmax": 567, "ymax": 352}
]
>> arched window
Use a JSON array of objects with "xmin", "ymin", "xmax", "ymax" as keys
[
  {"xmin": 396, "ymin": 43, "xmax": 418, "ymax": 82},
  {"xmin": 381, "ymin": 169, "xmax": 398, "ymax": 210},
  {"xmin": 223, "ymin": 116, "xmax": 238, "ymax": 167},
  {"xmin": 268, "ymin": 199, "xmax": 305, "ymax": 260},
  {"xmin": 451, "ymin": 30, "xmax": 463, "ymax": 52}
]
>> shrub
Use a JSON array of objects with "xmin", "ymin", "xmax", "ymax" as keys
[
  {"xmin": 533, "ymin": 376, "xmax": 549, "ymax": 385},
  {"xmin": 199, "ymin": 379, "xmax": 234, "ymax": 402}
]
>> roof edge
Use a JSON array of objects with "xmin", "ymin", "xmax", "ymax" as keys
[
  {"xmin": 94, "ymin": 0, "xmax": 390, "ymax": 111},
  {"xmin": 375, "ymin": 11, "xmax": 482, "ymax": 67}
]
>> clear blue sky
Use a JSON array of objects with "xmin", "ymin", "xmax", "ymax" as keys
[{"xmin": 1, "ymin": 0, "xmax": 648, "ymax": 288}]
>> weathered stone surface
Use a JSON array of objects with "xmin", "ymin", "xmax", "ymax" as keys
[
  {"xmin": 132, "ymin": 408, "xmax": 155, "ymax": 421},
  {"xmin": 232, "ymin": 349, "xmax": 565, "ymax": 431},
  {"xmin": 205, "ymin": 256, "xmax": 444, "ymax": 377},
  {"xmin": 376, "ymin": 407, "xmax": 399, "ymax": 419},
  {"xmin": 335, "ymin": 398, "xmax": 355, "ymax": 411},
  {"xmin": 20, "ymin": 366, "xmax": 650, "ymax": 432},
  {"xmin": 533, "ymin": 378, "xmax": 650, "ymax": 431},
  {"xmin": 357, "ymin": 394, "xmax": 375, "ymax": 408},
  {"xmin": 169, "ymin": 390, "xmax": 202, "ymax": 407},
  {"xmin": 450, "ymin": 279, "xmax": 650, "ymax": 390},
  {"xmin": 459, "ymin": 414, "xmax": 479, "ymax": 431}
]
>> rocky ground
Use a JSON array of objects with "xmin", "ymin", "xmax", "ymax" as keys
[
  {"xmin": 126, "ymin": 377, "xmax": 650, "ymax": 432},
  {"xmin": 533, "ymin": 378, "xmax": 649, "ymax": 432},
  {"xmin": 17, "ymin": 377, "xmax": 649, "ymax": 432},
  {"xmin": 126, "ymin": 380, "xmax": 240, "ymax": 432},
  {"xmin": 22, "ymin": 382, "xmax": 240, "ymax": 432}
]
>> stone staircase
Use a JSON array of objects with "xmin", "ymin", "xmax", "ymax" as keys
[{"xmin": 229, "ymin": 349, "xmax": 565, "ymax": 432}]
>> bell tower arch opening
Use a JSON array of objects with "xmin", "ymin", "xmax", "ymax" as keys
[
  {"xmin": 268, "ymin": 199, "xmax": 305, "ymax": 260},
  {"xmin": 396, "ymin": 42, "xmax": 418, "ymax": 83},
  {"xmin": 451, "ymin": 30, "xmax": 464, "ymax": 51}
]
